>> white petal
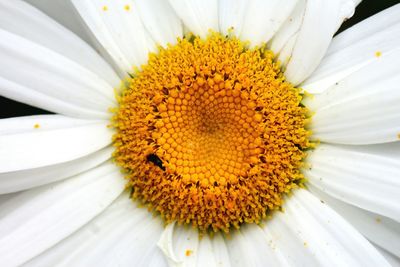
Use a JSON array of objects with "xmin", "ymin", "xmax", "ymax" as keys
[
  {"xmin": 0, "ymin": 162, "xmax": 125, "ymax": 266},
  {"xmin": 135, "ymin": 0, "xmax": 183, "ymax": 46},
  {"xmin": 270, "ymin": 0, "xmax": 306, "ymax": 58},
  {"xmin": 0, "ymin": 115, "xmax": 112, "ymax": 172},
  {"xmin": 157, "ymin": 223, "xmax": 181, "ymax": 266},
  {"xmin": 374, "ymin": 246, "xmax": 400, "ymax": 267},
  {"xmin": 196, "ymin": 236, "xmax": 216, "ymax": 267},
  {"xmin": 309, "ymin": 185, "xmax": 400, "ymax": 258},
  {"xmin": 158, "ymin": 222, "xmax": 231, "ymax": 267},
  {"xmin": 304, "ymin": 4, "xmax": 400, "ymax": 93},
  {"xmin": 239, "ymin": 0, "xmax": 297, "ymax": 47},
  {"xmin": 305, "ymin": 144, "xmax": 400, "ymax": 222},
  {"xmin": 25, "ymin": 193, "xmax": 144, "ymax": 266},
  {"xmin": 168, "ymin": 0, "xmax": 219, "ymax": 38},
  {"xmin": 306, "ymin": 48, "xmax": 400, "ymax": 144},
  {"xmin": 218, "ymin": 0, "xmax": 248, "ymax": 36},
  {"xmin": 210, "ymin": 233, "xmax": 231, "ymax": 267},
  {"xmin": 261, "ymin": 189, "xmax": 390, "ymax": 266},
  {"xmin": 71, "ymin": 0, "xmax": 155, "ymax": 75},
  {"xmin": 148, "ymin": 248, "xmax": 169, "ymax": 267},
  {"xmin": 23, "ymin": 0, "xmax": 95, "ymax": 46},
  {"xmin": 227, "ymin": 225, "xmax": 287, "ymax": 267},
  {"xmin": 279, "ymin": 0, "xmax": 357, "ymax": 85},
  {"xmin": 331, "ymin": 142, "xmax": 400, "ymax": 160},
  {"xmin": 195, "ymin": 233, "xmax": 231, "ymax": 267},
  {"xmin": 0, "ymin": 192, "xmax": 19, "ymax": 205},
  {"xmin": 0, "ymin": 0, "xmax": 119, "ymax": 87},
  {"xmin": 261, "ymin": 209, "xmax": 320, "ymax": 266},
  {"xmin": 0, "ymin": 145, "xmax": 112, "ymax": 194},
  {"xmin": 0, "ymin": 29, "xmax": 116, "ymax": 119},
  {"xmin": 158, "ymin": 223, "xmax": 199, "ymax": 266},
  {"xmin": 30, "ymin": 193, "xmax": 164, "ymax": 267}
]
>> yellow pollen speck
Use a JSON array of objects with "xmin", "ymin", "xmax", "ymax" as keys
[
  {"xmin": 112, "ymin": 32, "xmax": 312, "ymax": 233},
  {"xmin": 376, "ymin": 217, "xmax": 381, "ymax": 223},
  {"xmin": 124, "ymin": 5, "xmax": 130, "ymax": 11},
  {"xmin": 102, "ymin": 5, "xmax": 108, "ymax": 11},
  {"xmin": 375, "ymin": 51, "xmax": 382, "ymax": 58},
  {"xmin": 33, "ymin": 123, "xmax": 40, "ymax": 129},
  {"xmin": 397, "ymin": 133, "xmax": 400, "ymax": 140},
  {"xmin": 185, "ymin": 250, "xmax": 193, "ymax": 256}
]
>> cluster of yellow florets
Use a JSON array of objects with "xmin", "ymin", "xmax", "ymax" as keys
[{"xmin": 113, "ymin": 32, "xmax": 311, "ymax": 232}]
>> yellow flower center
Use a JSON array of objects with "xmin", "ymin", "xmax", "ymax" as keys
[{"xmin": 113, "ymin": 32, "xmax": 311, "ymax": 232}]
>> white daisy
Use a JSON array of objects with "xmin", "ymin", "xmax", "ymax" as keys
[{"xmin": 0, "ymin": 0, "xmax": 399, "ymax": 266}]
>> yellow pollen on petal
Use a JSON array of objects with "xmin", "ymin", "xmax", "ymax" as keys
[
  {"xmin": 112, "ymin": 32, "xmax": 312, "ymax": 233},
  {"xmin": 185, "ymin": 250, "xmax": 193, "ymax": 256},
  {"xmin": 124, "ymin": 5, "xmax": 131, "ymax": 11},
  {"xmin": 375, "ymin": 51, "xmax": 382, "ymax": 58},
  {"xmin": 102, "ymin": 5, "xmax": 108, "ymax": 11},
  {"xmin": 33, "ymin": 123, "xmax": 40, "ymax": 129}
]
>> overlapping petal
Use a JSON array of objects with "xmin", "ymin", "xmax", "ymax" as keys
[
  {"xmin": 310, "ymin": 185, "xmax": 400, "ymax": 257},
  {"xmin": 305, "ymin": 144, "xmax": 400, "ymax": 222},
  {"xmin": 0, "ymin": 162, "xmax": 125, "ymax": 266},
  {"xmin": 219, "ymin": 0, "xmax": 297, "ymax": 46},
  {"xmin": 71, "ymin": 0, "xmax": 156, "ymax": 74},
  {"xmin": 27, "ymin": 193, "xmax": 165, "ymax": 266},
  {"xmin": 273, "ymin": 0, "xmax": 358, "ymax": 85},
  {"xmin": 304, "ymin": 4, "xmax": 400, "ymax": 93},
  {"xmin": 306, "ymin": 48, "xmax": 400, "ymax": 144},
  {"xmin": 260, "ymin": 190, "xmax": 390, "ymax": 266},
  {"xmin": 0, "ymin": 115, "xmax": 112, "ymax": 173},
  {"xmin": 168, "ymin": 0, "xmax": 219, "ymax": 38},
  {"xmin": 158, "ymin": 222, "xmax": 231, "ymax": 266},
  {"xmin": 0, "ymin": 0, "xmax": 119, "ymax": 119}
]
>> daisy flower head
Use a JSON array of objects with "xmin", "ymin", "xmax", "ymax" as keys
[{"xmin": 0, "ymin": 0, "xmax": 400, "ymax": 266}]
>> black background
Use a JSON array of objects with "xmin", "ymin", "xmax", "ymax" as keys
[{"xmin": 0, "ymin": 0, "xmax": 399, "ymax": 119}]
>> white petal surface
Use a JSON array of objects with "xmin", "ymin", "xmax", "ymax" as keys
[
  {"xmin": 260, "ymin": 189, "xmax": 389, "ymax": 266},
  {"xmin": 0, "ymin": 145, "xmax": 112, "ymax": 194},
  {"xmin": 218, "ymin": 0, "xmax": 248, "ymax": 37},
  {"xmin": 210, "ymin": 233, "xmax": 231, "ymax": 267},
  {"xmin": 239, "ymin": 0, "xmax": 297, "ymax": 47},
  {"xmin": 22, "ymin": 0, "xmax": 94, "ymax": 45},
  {"xmin": 305, "ymin": 144, "xmax": 400, "ymax": 222},
  {"xmin": 306, "ymin": 48, "xmax": 400, "ymax": 144},
  {"xmin": 332, "ymin": 142, "xmax": 400, "ymax": 160},
  {"xmin": 304, "ymin": 4, "xmax": 400, "ymax": 93},
  {"xmin": 158, "ymin": 223, "xmax": 198, "ymax": 266},
  {"xmin": 270, "ymin": 0, "xmax": 305, "ymax": 58},
  {"xmin": 375, "ymin": 246, "xmax": 400, "ymax": 267},
  {"xmin": 0, "ymin": 115, "xmax": 112, "ymax": 172},
  {"xmin": 158, "ymin": 222, "xmax": 231, "ymax": 267},
  {"xmin": 0, "ymin": 29, "xmax": 115, "ymax": 119},
  {"xmin": 227, "ymin": 225, "xmax": 287, "ymax": 267},
  {"xmin": 135, "ymin": 0, "xmax": 183, "ymax": 46},
  {"xmin": 71, "ymin": 0, "xmax": 155, "ymax": 75},
  {"xmin": 27, "ymin": 192, "xmax": 165, "ymax": 267},
  {"xmin": 0, "ymin": 192, "xmax": 19, "ymax": 205},
  {"xmin": 309, "ymin": 185, "xmax": 400, "ymax": 258},
  {"xmin": 0, "ymin": 162, "xmax": 125, "ymax": 266},
  {"xmin": 168, "ymin": 0, "xmax": 219, "ymax": 38},
  {"xmin": 148, "ymin": 249, "xmax": 169, "ymax": 267},
  {"xmin": 278, "ymin": 0, "xmax": 357, "ymax": 85},
  {"xmin": 0, "ymin": 0, "xmax": 118, "ymax": 86}
]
